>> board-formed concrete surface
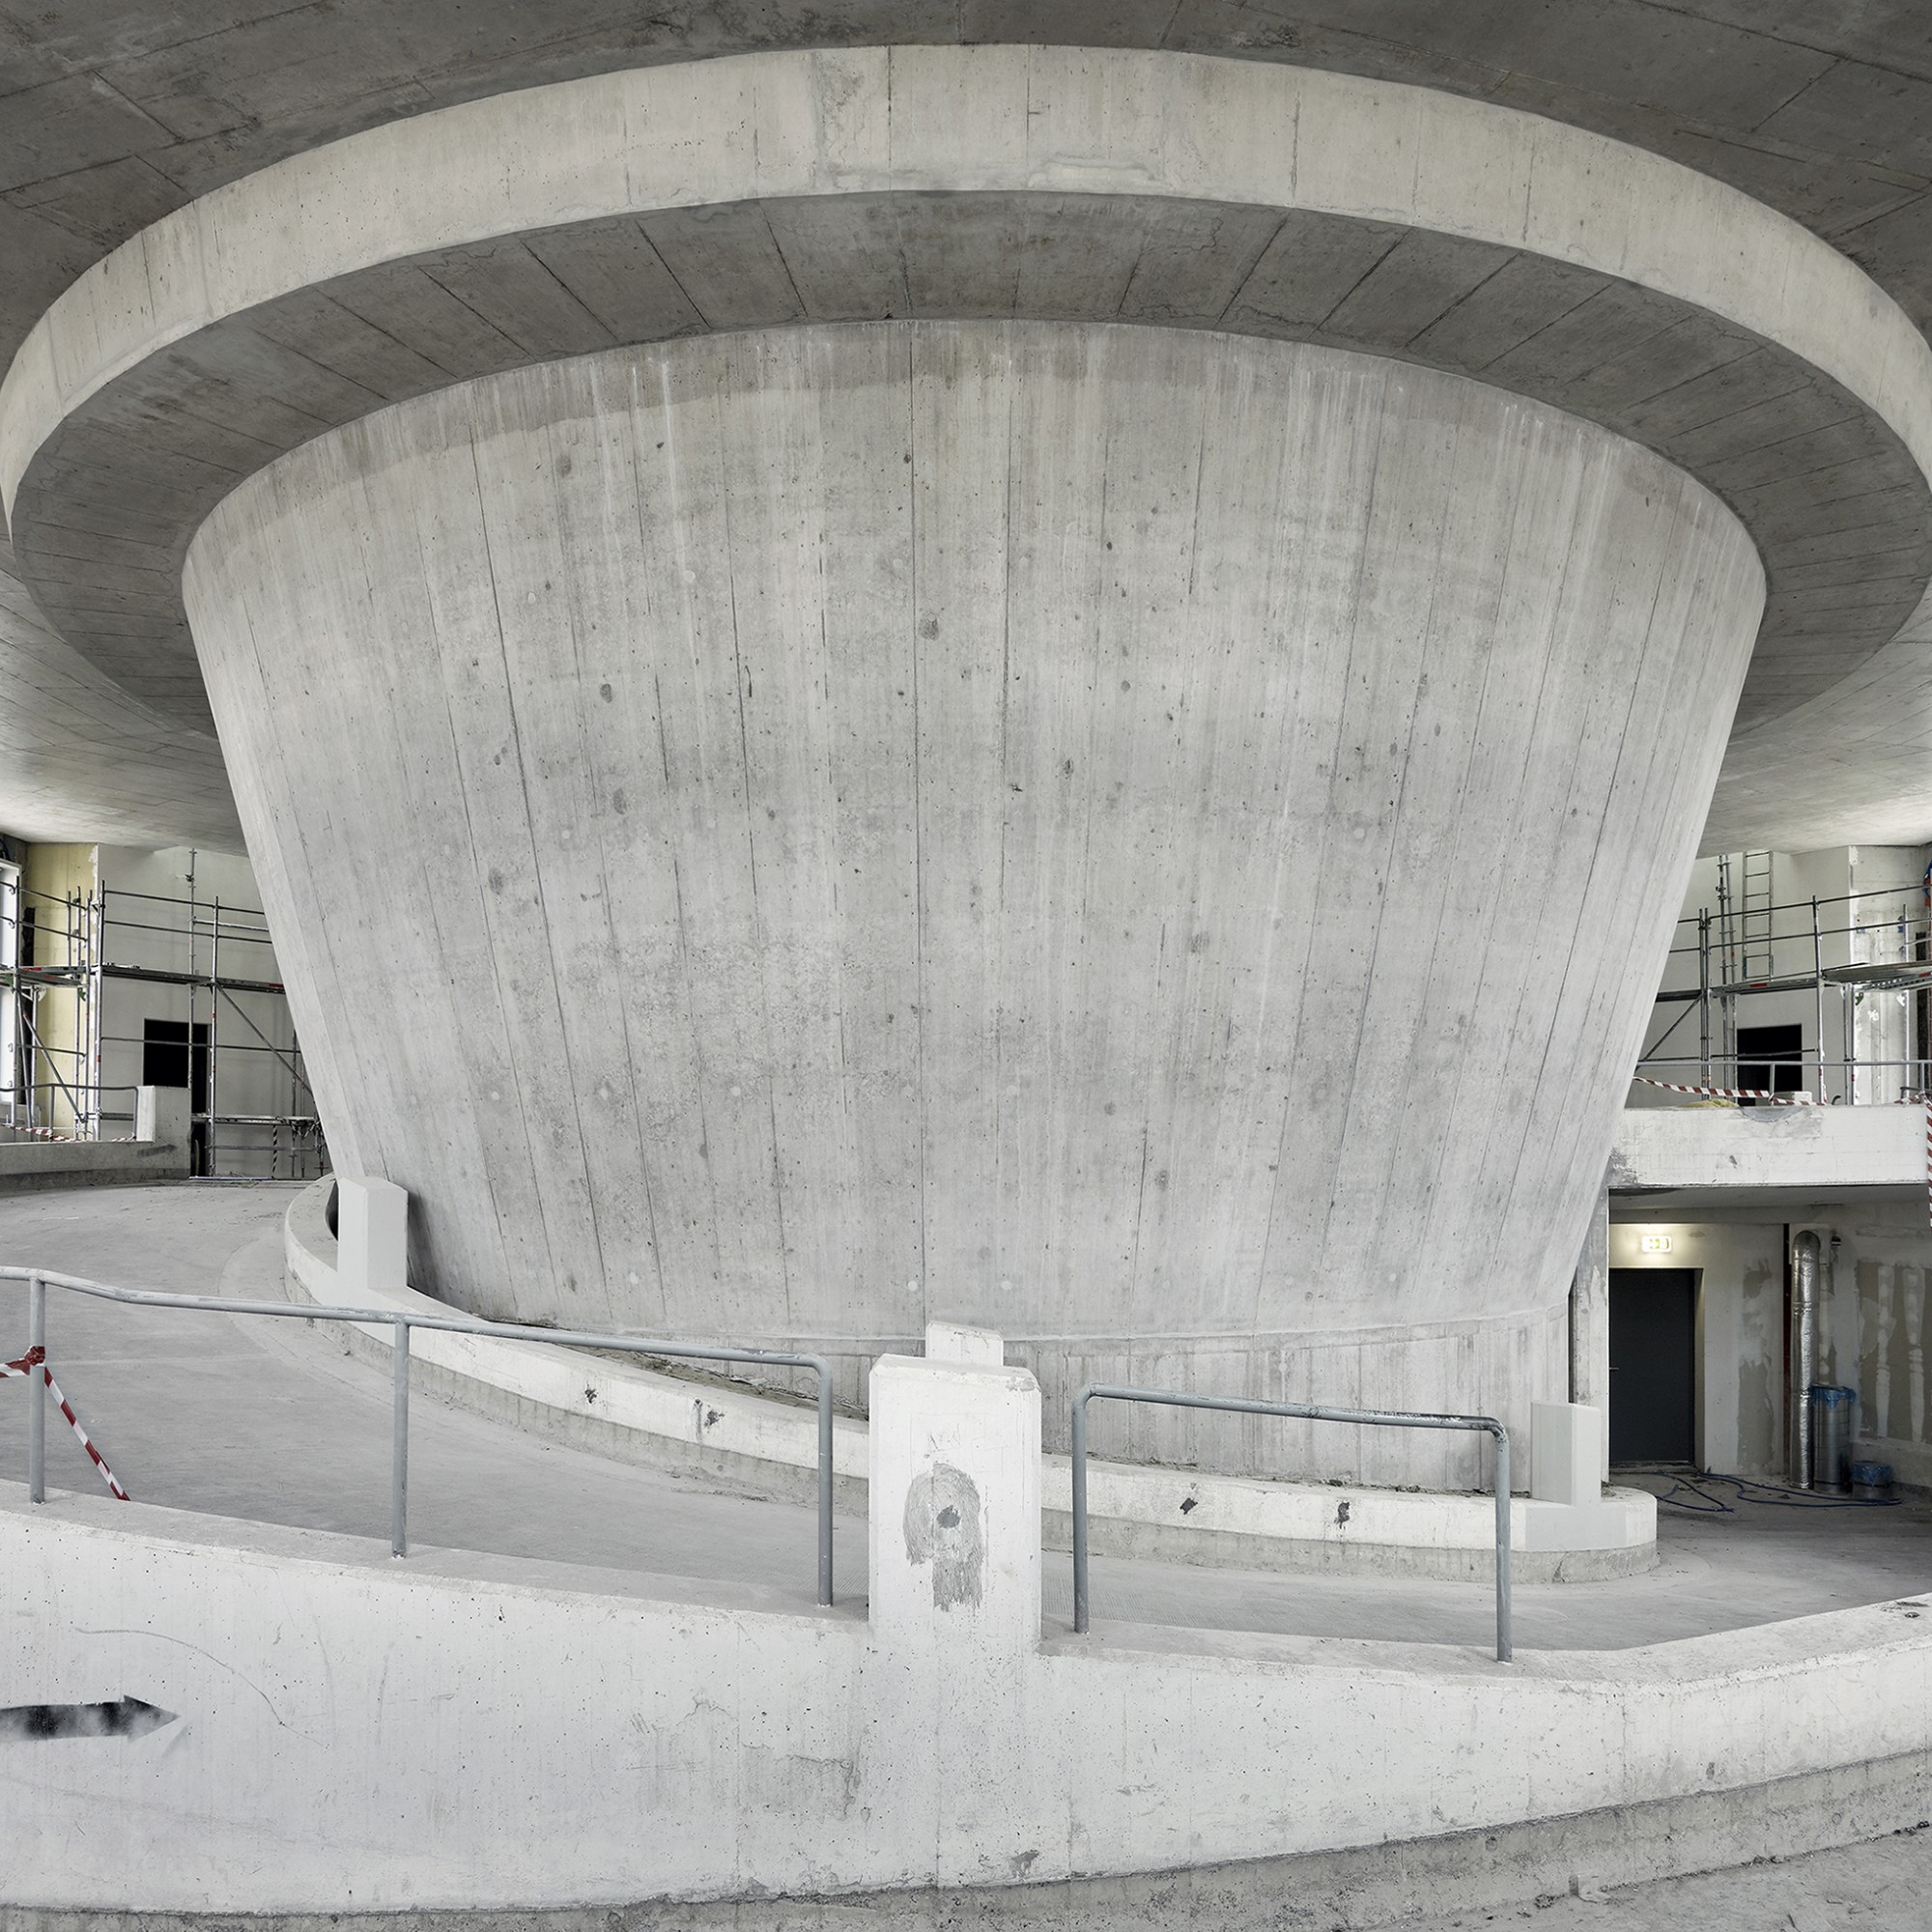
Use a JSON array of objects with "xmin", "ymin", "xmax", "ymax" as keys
[
  {"xmin": 177, "ymin": 321, "xmax": 1762, "ymax": 1476},
  {"xmin": 5, "ymin": 46, "xmax": 1923, "ymax": 742},
  {"xmin": 6, "ymin": 40, "xmax": 1932, "ymax": 847}
]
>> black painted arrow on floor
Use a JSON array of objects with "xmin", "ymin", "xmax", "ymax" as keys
[{"xmin": 0, "ymin": 1698, "xmax": 176, "ymax": 1741}]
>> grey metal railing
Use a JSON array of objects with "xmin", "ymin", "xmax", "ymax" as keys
[
  {"xmin": 1070, "ymin": 1384, "xmax": 1513, "ymax": 1662},
  {"xmin": 8, "ymin": 1266, "xmax": 837, "ymax": 1606}
]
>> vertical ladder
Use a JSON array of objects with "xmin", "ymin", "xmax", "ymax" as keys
[{"xmin": 1741, "ymin": 850, "xmax": 1774, "ymax": 980}]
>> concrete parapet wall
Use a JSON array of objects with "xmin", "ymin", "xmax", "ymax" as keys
[
  {"xmin": 0, "ymin": 1137, "xmax": 189, "ymax": 1195},
  {"xmin": 0, "ymin": 1341, "xmax": 1920, "ymax": 1916},
  {"xmin": 7, "ymin": 1750, "xmax": 1932, "ymax": 1929},
  {"xmin": 1611, "ymin": 1101, "xmax": 1925, "ymax": 1191},
  {"xmin": 285, "ymin": 1180, "xmax": 1653, "ymax": 1579}
]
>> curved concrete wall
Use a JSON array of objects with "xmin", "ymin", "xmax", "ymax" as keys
[{"xmin": 184, "ymin": 321, "xmax": 1763, "ymax": 1476}]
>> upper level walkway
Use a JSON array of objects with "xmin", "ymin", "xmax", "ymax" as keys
[{"xmin": 1612, "ymin": 1099, "xmax": 1926, "ymax": 1199}]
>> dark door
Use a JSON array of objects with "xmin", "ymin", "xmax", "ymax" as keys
[
  {"xmin": 1737, "ymin": 1022, "xmax": 1804, "ymax": 1103},
  {"xmin": 1608, "ymin": 1268, "xmax": 1696, "ymax": 1464},
  {"xmin": 142, "ymin": 1018, "xmax": 210, "ymax": 1175}
]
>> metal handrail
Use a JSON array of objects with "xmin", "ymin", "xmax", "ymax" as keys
[
  {"xmin": 7, "ymin": 1266, "xmax": 837, "ymax": 1606},
  {"xmin": 1069, "ymin": 1384, "xmax": 1512, "ymax": 1662}
]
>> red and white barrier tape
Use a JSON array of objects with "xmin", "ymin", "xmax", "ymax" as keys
[
  {"xmin": 1, "ymin": 1347, "xmax": 129, "ymax": 1500},
  {"xmin": 1633, "ymin": 1076, "xmax": 1818, "ymax": 1104}
]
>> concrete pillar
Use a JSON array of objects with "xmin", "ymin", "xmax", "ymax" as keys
[
  {"xmin": 867, "ymin": 1328, "xmax": 1042, "ymax": 1883},
  {"xmin": 185, "ymin": 321, "xmax": 1764, "ymax": 1483},
  {"xmin": 1570, "ymin": 1176, "xmax": 1612, "ymax": 1481},
  {"xmin": 336, "ymin": 1175, "xmax": 408, "ymax": 1303}
]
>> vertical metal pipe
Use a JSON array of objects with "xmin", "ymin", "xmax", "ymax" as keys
[
  {"xmin": 1813, "ymin": 897, "xmax": 1828, "ymax": 1102},
  {"xmin": 208, "ymin": 897, "xmax": 219, "ymax": 1179},
  {"xmin": 815, "ymin": 1363, "xmax": 834, "ymax": 1607},
  {"xmin": 1071, "ymin": 1391, "xmax": 1091, "ymax": 1634},
  {"xmin": 391, "ymin": 1318, "xmax": 410, "ymax": 1556},
  {"xmin": 1492, "ymin": 1427, "xmax": 1512, "ymax": 1663},
  {"xmin": 1698, "ymin": 910, "xmax": 1711, "ymax": 1087},
  {"xmin": 1791, "ymin": 1230, "xmax": 1821, "ymax": 1489},
  {"xmin": 26, "ymin": 1271, "xmax": 44, "ymax": 1503}
]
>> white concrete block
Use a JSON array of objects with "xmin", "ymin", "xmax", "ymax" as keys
[
  {"xmin": 866, "ymin": 1341, "xmax": 1045, "ymax": 1885},
  {"xmin": 1532, "ymin": 1402, "xmax": 1603, "ymax": 1509},
  {"xmin": 134, "ymin": 1084, "xmax": 189, "ymax": 1149},
  {"xmin": 335, "ymin": 1174, "xmax": 408, "ymax": 1303},
  {"xmin": 868, "ymin": 1344, "xmax": 1040, "ymax": 1655},
  {"xmin": 924, "ymin": 1321, "xmax": 1004, "ymax": 1365}
]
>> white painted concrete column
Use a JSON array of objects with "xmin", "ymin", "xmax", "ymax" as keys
[
  {"xmin": 336, "ymin": 1175, "xmax": 408, "ymax": 1302},
  {"xmin": 1531, "ymin": 1402, "xmax": 1603, "ymax": 1507},
  {"xmin": 866, "ymin": 1326, "xmax": 1044, "ymax": 1885},
  {"xmin": 134, "ymin": 1084, "xmax": 189, "ymax": 1152}
]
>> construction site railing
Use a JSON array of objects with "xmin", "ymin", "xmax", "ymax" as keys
[
  {"xmin": 1069, "ymin": 1384, "xmax": 1512, "ymax": 1662},
  {"xmin": 8, "ymin": 1266, "xmax": 837, "ymax": 1606}
]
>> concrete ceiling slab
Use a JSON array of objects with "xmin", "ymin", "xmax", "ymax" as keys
[
  {"xmin": 7, "ymin": 49, "xmax": 1928, "ymax": 749},
  {"xmin": 10, "ymin": 190, "xmax": 1923, "ymax": 737},
  {"xmin": 0, "ymin": 22, "xmax": 1930, "ymax": 848}
]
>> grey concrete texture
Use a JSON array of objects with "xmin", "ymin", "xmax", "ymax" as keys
[
  {"xmin": 0, "ymin": 540, "xmax": 238, "ymax": 847},
  {"xmin": 6, "ymin": 1776, "xmax": 1932, "ymax": 1927},
  {"xmin": 11, "ymin": 186, "xmax": 1917, "ymax": 753},
  {"xmin": 8, "ymin": 191, "xmax": 1917, "ymax": 750},
  {"xmin": 2, "ymin": 34, "xmax": 1931, "ymax": 861},
  {"xmin": 1704, "ymin": 587, "xmax": 1932, "ymax": 853},
  {"xmin": 2, "ymin": 0, "xmax": 1932, "ymax": 398},
  {"xmin": 179, "ymin": 323, "xmax": 1764, "ymax": 1481},
  {"xmin": 0, "ymin": 1132, "xmax": 186, "ymax": 1192}
]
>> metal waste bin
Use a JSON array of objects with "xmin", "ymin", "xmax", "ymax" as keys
[
  {"xmin": 1809, "ymin": 1384, "xmax": 1856, "ymax": 1493},
  {"xmin": 1851, "ymin": 1460, "xmax": 1893, "ymax": 1500}
]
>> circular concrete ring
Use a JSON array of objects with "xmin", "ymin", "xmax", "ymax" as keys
[{"xmin": 4, "ymin": 46, "xmax": 1929, "ymax": 742}]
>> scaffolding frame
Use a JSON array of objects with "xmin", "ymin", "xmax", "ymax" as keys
[
  {"xmin": 1641, "ymin": 877, "xmax": 1932, "ymax": 1103},
  {"xmin": 0, "ymin": 875, "xmax": 326, "ymax": 1179}
]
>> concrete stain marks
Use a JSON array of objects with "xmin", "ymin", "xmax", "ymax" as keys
[
  {"xmin": 903, "ymin": 1462, "xmax": 985, "ymax": 1609},
  {"xmin": 0, "ymin": 1696, "xmax": 176, "ymax": 1741}
]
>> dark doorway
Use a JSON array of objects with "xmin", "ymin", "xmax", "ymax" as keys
[
  {"xmin": 1609, "ymin": 1268, "xmax": 1697, "ymax": 1464},
  {"xmin": 142, "ymin": 1018, "xmax": 209, "ymax": 1175},
  {"xmin": 1737, "ymin": 1022, "xmax": 1804, "ymax": 1104}
]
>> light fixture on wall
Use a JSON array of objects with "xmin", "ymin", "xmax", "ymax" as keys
[{"xmin": 1640, "ymin": 1233, "xmax": 1674, "ymax": 1255}]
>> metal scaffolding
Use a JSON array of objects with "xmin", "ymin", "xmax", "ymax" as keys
[
  {"xmin": 0, "ymin": 876, "xmax": 327, "ymax": 1179},
  {"xmin": 1640, "ymin": 876, "xmax": 1932, "ymax": 1104}
]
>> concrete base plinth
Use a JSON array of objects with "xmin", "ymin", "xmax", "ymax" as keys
[{"xmin": 186, "ymin": 320, "xmax": 1764, "ymax": 1482}]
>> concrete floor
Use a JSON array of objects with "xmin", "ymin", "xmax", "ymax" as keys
[{"xmin": 4, "ymin": 1182, "xmax": 1931, "ymax": 1655}]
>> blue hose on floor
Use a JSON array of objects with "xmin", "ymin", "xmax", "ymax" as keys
[{"xmin": 1655, "ymin": 1470, "xmax": 1902, "ymax": 1513}]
